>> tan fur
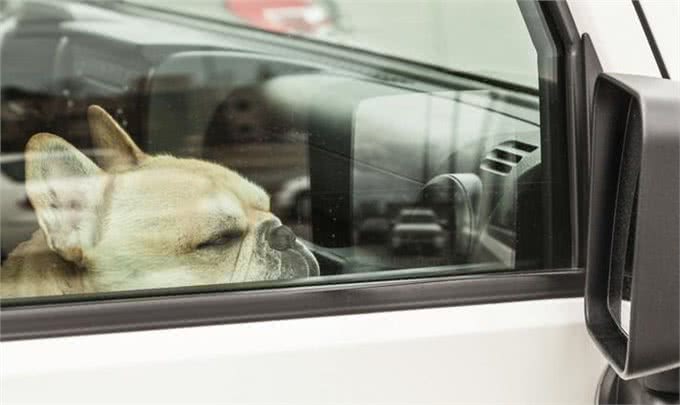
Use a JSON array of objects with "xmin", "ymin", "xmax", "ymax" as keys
[
  {"xmin": 0, "ymin": 106, "xmax": 318, "ymax": 298},
  {"xmin": 1, "ymin": 231, "xmax": 94, "ymax": 297}
]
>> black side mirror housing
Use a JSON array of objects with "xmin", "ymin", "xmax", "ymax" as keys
[{"xmin": 586, "ymin": 73, "xmax": 679, "ymax": 380}]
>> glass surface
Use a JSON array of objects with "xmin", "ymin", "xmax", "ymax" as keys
[
  {"xmin": 0, "ymin": 0, "xmax": 563, "ymax": 301},
  {"xmin": 125, "ymin": 0, "xmax": 539, "ymax": 88}
]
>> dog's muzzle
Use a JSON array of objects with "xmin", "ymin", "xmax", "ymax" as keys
[
  {"xmin": 266, "ymin": 223, "xmax": 320, "ymax": 279},
  {"xmin": 230, "ymin": 219, "xmax": 320, "ymax": 283}
]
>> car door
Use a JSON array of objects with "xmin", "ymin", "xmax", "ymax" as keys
[{"xmin": 0, "ymin": 1, "xmax": 675, "ymax": 404}]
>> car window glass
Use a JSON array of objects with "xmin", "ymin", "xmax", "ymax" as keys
[
  {"xmin": 126, "ymin": 0, "xmax": 539, "ymax": 88},
  {"xmin": 0, "ymin": 0, "xmax": 565, "ymax": 302}
]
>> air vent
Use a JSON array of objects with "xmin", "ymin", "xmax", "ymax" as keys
[{"xmin": 480, "ymin": 140, "xmax": 538, "ymax": 176}]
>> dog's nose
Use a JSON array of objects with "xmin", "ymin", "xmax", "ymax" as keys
[{"xmin": 267, "ymin": 225, "xmax": 296, "ymax": 251}]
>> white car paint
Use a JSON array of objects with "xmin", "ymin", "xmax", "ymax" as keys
[
  {"xmin": 1, "ymin": 298, "xmax": 605, "ymax": 404},
  {"xmin": 567, "ymin": 0, "xmax": 660, "ymax": 78},
  {"xmin": 641, "ymin": 0, "xmax": 680, "ymax": 79}
]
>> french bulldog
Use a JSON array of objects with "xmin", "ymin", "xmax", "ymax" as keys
[{"xmin": 0, "ymin": 105, "xmax": 319, "ymax": 298}]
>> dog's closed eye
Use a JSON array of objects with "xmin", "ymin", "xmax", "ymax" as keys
[{"xmin": 196, "ymin": 230, "xmax": 243, "ymax": 250}]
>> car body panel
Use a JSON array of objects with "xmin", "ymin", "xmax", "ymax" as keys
[{"xmin": 0, "ymin": 298, "xmax": 605, "ymax": 404}]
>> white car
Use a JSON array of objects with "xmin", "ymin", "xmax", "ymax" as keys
[{"xmin": 1, "ymin": 1, "xmax": 678, "ymax": 404}]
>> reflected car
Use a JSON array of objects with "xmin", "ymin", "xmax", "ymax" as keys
[
  {"xmin": 0, "ymin": 153, "xmax": 36, "ymax": 257},
  {"xmin": 390, "ymin": 208, "xmax": 447, "ymax": 255}
]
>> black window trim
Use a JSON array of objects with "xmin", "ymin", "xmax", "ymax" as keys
[
  {"xmin": 1, "ymin": 269, "xmax": 584, "ymax": 341},
  {"xmin": 0, "ymin": 1, "xmax": 596, "ymax": 341}
]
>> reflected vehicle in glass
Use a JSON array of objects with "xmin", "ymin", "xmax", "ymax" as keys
[
  {"xmin": 390, "ymin": 208, "xmax": 446, "ymax": 255},
  {"xmin": 0, "ymin": 153, "xmax": 35, "ymax": 257}
]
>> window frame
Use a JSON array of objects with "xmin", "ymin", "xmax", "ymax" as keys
[{"xmin": 0, "ymin": 1, "xmax": 598, "ymax": 341}]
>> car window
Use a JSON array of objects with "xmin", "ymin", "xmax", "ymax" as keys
[
  {"xmin": 0, "ymin": 0, "xmax": 565, "ymax": 302},
  {"xmin": 126, "ymin": 0, "xmax": 539, "ymax": 89}
]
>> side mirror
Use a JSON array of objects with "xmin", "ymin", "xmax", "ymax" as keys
[{"xmin": 586, "ymin": 73, "xmax": 679, "ymax": 380}]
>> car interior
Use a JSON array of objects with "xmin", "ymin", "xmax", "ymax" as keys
[{"xmin": 0, "ymin": 1, "xmax": 559, "ymax": 290}]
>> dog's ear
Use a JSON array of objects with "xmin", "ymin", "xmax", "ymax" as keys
[
  {"xmin": 25, "ymin": 133, "xmax": 108, "ymax": 265},
  {"xmin": 88, "ymin": 105, "xmax": 147, "ymax": 171}
]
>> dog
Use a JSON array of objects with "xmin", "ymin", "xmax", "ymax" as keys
[{"xmin": 0, "ymin": 105, "xmax": 319, "ymax": 298}]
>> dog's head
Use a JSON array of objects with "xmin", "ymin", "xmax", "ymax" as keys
[{"xmin": 24, "ymin": 105, "xmax": 319, "ymax": 292}]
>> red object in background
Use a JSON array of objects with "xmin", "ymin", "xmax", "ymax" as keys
[{"xmin": 225, "ymin": 0, "xmax": 333, "ymax": 34}]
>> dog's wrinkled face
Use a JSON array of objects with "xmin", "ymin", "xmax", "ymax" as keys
[{"xmin": 24, "ymin": 106, "xmax": 318, "ymax": 292}]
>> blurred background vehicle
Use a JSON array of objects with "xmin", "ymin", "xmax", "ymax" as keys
[
  {"xmin": 225, "ymin": 0, "xmax": 336, "ymax": 35},
  {"xmin": 0, "ymin": 153, "xmax": 35, "ymax": 258},
  {"xmin": 389, "ymin": 208, "xmax": 446, "ymax": 255}
]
